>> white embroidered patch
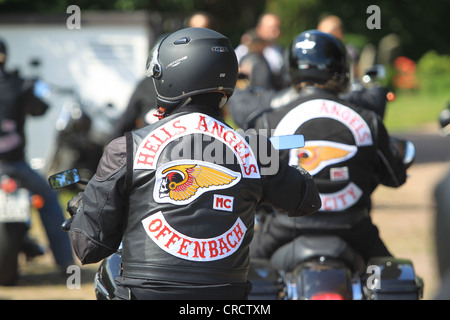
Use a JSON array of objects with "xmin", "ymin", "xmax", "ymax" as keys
[
  {"xmin": 274, "ymin": 99, "xmax": 373, "ymax": 147},
  {"xmin": 142, "ymin": 211, "xmax": 247, "ymax": 261},
  {"xmin": 319, "ymin": 182, "xmax": 363, "ymax": 211},
  {"xmin": 213, "ymin": 194, "xmax": 234, "ymax": 212},
  {"xmin": 134, "ymin": 113, "xmax": 260, "ymax": 179},
  {"xmin": 330, "ymin": 167, "xmax": 349, "ymax": 181}
]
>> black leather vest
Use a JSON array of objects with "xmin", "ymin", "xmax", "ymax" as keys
[
  {"xmin": 121, "ymin": 108, "xmax": 263, "ymax": 284},
  {"xmin": 254, "ymin": 88, "xmax": 398, "ymax": 228}
]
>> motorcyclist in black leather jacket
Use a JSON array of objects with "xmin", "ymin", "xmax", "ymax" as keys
[
  {"xmin": 243, "ymin": 30, "xmax": 408, "ymax": 264},
  {"xmin": 0, "ymin": 38, "xmax": 74, "ymax": 272},
  {"xmin": 66, "ymin": 27, "xmax": 321, "ymax": 300}
]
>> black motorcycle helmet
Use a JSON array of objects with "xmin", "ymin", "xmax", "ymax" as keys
[
  {"xmin": 288, "ymin": 30, "xmax": 349, "ymax": 93},
  {"xmin": 146, "ymin": 27, "xmax": 238, "ymax": 117}
]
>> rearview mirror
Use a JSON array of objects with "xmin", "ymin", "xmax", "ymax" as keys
[
  {"xmin": 48, "ymin": 169, "xmax": 81, "ymax": 190},
  {"xmin": 363, "ymin": 64, "xmax": 386, "ymax": 83},
  {"xmin": 403, "ymin": 140, "xmax": 416, "ymax": 168},
  {"xmin": 439, "ymin": 103, "xmax": 450, "ymax": 136}
]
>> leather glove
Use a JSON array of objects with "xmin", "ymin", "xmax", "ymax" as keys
[
  {"xmin": 62, "ymin": 192, "xmax": 83, "ymax": 232},
  {"xmin": 66, "ymin": 192, "xmax": 83, "ymax": 217},
  {"xmin": 61, "ymin": 217, "xmax": 74, "ymax": 232},
  {"xmin": 291, "ymin": 165, "xmax": 322, "ymax": 217}
]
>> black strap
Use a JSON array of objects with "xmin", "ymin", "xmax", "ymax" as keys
[{"xmin": 124, "ymin": 131, "xmax": 134, "ymax": 195}]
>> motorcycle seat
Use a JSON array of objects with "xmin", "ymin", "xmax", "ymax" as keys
[{"xmin": 270, "ymin": 234, "xmax": 366, "ymax": 274}]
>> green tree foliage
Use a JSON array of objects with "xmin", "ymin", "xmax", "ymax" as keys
[
  {"xmin": 0, "ymin": 0, "xmax": 448, "ymax": 60},
  {"xmin": 267, "ymin": 0, "xmax": 450, "ymax": 61},
  {"xmin": 417, "ymin": 51, "xmax": 450, "ymax": 95}
]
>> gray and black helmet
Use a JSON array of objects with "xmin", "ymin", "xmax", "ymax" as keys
[{"xmin": 146, "ymin": 27, "xmax": 238, "ymax": 112}]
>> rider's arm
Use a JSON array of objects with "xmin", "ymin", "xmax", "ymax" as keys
[
  {"xmin": 254, "ymin": 134, "xmax": 321, "ymax": 217},
  {"xmin": 21, "ymin": 79, "xmax": 49, "ymax": 116},
  {"xmin": 69, "ymin": 137, "xmax": 127, "ymax": 264},
  {"xmin": 260, "ymin": 158, "xmax": 321, "ymax": 217},
  {"xmin": 375, "ymin": 119, "xmax": 408, "ymax": 188}
]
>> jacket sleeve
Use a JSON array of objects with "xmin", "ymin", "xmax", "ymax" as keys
[
  {"xmin": 260, "ymin": 158, "xmax": 322, "ymax": 217},
  {"xmin": 21, "ymin": 79, "xmax": 49, "ymax": 116},
  {"xmin": 254, "ymin": 133, "xmax": 321, "ymax": 217},
  {"xmin": 69, "ymin": 137, "xmax": 128, "ymax": 264},
  {"xmin": 375, "ymin": 119, "xmax": 408, "ymax": 188}
]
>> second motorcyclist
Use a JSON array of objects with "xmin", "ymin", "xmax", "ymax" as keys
[
  {"xmin": 0, "ymin": 38, "xmax": 74, "ymax": 273},
  {"xmin": 246, "ymin": 30, "xmax": 409, "ymax": 264}
]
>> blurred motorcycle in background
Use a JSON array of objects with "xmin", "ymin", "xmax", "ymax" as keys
[
  {"xmin": 0, "ymin": 166, "xmax": 45, "ymax": 285},
  {"xmin": 43, "ymin": 82, "xmax": 121, "ymax": 180},
  {"xmin": 342, "ymin": 64, "xmax": 396, "ymax": 121}
]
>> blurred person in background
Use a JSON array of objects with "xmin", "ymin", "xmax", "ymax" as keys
[
  {"xmin": 318, "ymin": 14, "xmax": 390, "ymax": 120},
  {"xmin": 0, "ymin": 38, "xmax": 74, "ymax": 275},
  {"xmin": 434, "ymin": 168, "xmax": 450, "ymax": 299},
  {"xmin": 317, "ymin": 15, "xmax": 344, "ymax": 41},
  {"xmin": 236, "ymin": 13, "xmax": 286, "ymax": 90},
  {"xmin": 237, "ymin": 29, "xmax": 275, "ymax": 91},
  {"xmin": 187, "ymin": 11, "xmax": 214, "ymax": 29}
]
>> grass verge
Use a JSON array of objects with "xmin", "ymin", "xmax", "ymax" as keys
[{"xmin": 384, "ymin": 91, "xmax": 449, "ymax": 133}]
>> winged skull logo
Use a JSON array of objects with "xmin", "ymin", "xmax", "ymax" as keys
[{"xmin": 157, "ymin": 162, "xmax": 240, "ymax": 203}]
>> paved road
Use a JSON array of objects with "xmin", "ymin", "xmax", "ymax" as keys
[{"xmin": 393, "ymin": 129, "xmax": 450, "ymax": 164}]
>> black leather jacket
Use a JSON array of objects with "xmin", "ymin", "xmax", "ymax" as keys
[
  {"xmin": 0, "ymin": 69, "xmax": 48, "ymax": 161},
  {"xmin": 69, "ymin": 103, "xmax": 321, "ymax": 285},
  {"xmin": 250, "ymin": 87, "xmax": 407, "ymax": 227}
]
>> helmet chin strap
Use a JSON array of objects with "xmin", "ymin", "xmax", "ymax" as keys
[
  {"xmin": 219, "ymin": 93, "xmax": 228, "ymax": 109},
  {"xmin": 154, "ymin": 92, "xmax": 227, "ymax": 120},
  {"xmin": 153, "ymin": 106, "xmax": 167, "ymax": 120},
  {"xmin": 154, "ymin": 97, "xmax": 192, "ymax": 120}
]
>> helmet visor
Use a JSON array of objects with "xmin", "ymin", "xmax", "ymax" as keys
[{"xmin": 146, "ymin": 36, "xmax": 167, "ymax": 78}]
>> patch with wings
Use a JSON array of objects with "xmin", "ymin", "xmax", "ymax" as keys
[
  {"xmin": 154, "ymin": 160, "xmax": 241, "ymax": 205},
  {"xmin": 289, "ymin": 140, "xmax": 357, "ymax": 176}
]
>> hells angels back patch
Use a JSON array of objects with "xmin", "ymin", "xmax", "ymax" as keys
[{"xmin": 274, "ymin": 99, "xmax": 373, "ymax": 212}]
